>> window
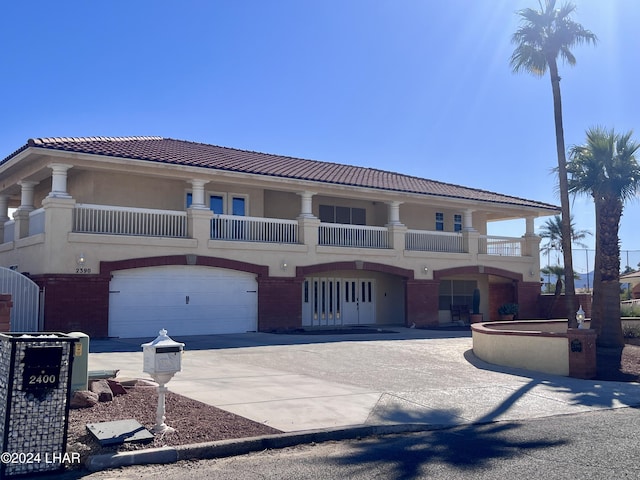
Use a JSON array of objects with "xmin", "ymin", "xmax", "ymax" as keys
[
  {"xmin": 454, "ymin": 214, "xmax": 462, "ymax": 232},
  {"xmin": 186, "ymin": 193, "xmax": 246, "ymax": 215},
  {"xmin": 438, "ymin": 280, "xmax": 476, "ymax": 310},
  {"xmin": 435, "ymin": 212, "xmax": 444, "ymax": 231},
  {"xmin": 232, "ymin": 197, "xmax": 245, "ymax": 216},
  {"xmin": 319, "ymin": 205, "xmax": 366, "ymax": 225}
]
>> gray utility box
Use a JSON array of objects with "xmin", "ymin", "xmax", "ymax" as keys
[{"xmin": 0, "ymin": 333, "xmax": 77, "ymax": 477}]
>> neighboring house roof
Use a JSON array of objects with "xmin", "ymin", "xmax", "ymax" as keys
[{"xmin": 2, "ymin": 136, "xmax": 558, "ymax": 211}]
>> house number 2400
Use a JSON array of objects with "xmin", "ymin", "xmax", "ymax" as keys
[{"xmin": 75, "ymin": 267, "xmax": 92, "ymax": 274}]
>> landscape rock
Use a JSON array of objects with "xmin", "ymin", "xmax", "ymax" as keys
[
  {"xmin": 70, "ymin": 390, "xmax": 99, "ymax": 409},
  {"xmin": 90, "ymin": 379, "xmax": 114, "ymax": 402},
  {"xmin": 107, "ymin": 379, "xmax": 128, "ymax": 396}
]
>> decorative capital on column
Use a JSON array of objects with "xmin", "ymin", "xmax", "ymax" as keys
[{"xmin": 47, "ymin": 163, "xmax": 73, "ymax": 198}]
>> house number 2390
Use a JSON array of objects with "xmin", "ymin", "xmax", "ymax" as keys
[{"xmin": 75, "ymin": 267, "xmax": 92, "ymax": 274}]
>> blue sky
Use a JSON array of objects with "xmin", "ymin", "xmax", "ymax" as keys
[{"xmin": 1, "ymin": 1, "xmax": 638, "ymax": 273}]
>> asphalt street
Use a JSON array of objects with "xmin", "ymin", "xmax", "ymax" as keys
[{"xmin": 50, "ymin": 406, "xmax": 640, "ymax": 479}]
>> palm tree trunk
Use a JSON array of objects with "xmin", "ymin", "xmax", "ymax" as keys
[
  {"xmin": 592, "ymin": 195, "xmax": 624, "ymax": 374},
  {"xmin": 595, "ymin": 195, "xmax": 624, "ymax": 349},
  {"xmin": 548, "ymin": 59, "xmax": 576, "ymax": 327}
]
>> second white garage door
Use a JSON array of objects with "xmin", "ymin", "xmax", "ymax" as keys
[{"xmin": 108, "ymin": 265, "xmax": 258, "ymax": 338}]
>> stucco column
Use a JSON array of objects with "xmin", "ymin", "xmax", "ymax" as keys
[
  {"xmin": 17, "ymin": 181, "xmax": 37, "ymax": 211},
  {"xmin": 189, "ymin": 179, "xmax": 208, "ymax": 209},
  {"xmin": 0, "ymin": 195, "xmax": 9, "ymax": 223},
  {"xmin": 525, "ymin": 216, "xmax": 535, "ymax": 236},
  {"xmin": 14, "ymin": 181, "xmax": 38, "ymax": 240},
  {"xmin": 48, "ymin": 163, "xmax": 73, "ymax": 198},
  {"xmin": 0, "ymin": 195, "xmax": 8, "ymax": 244},
  {"xmin": 297, "ymin": 191, "xmax": 316, "ymax": 218},
  {"xmin": 386, "ymin": 201, "xmax": 403, "ymax": 226},
  {"xmin": 463, "ymin": 209, "xmax": 476, "ymax": 232}
]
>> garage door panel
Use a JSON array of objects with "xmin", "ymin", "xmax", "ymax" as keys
[{"xmin": 108, "ymin": 265, "xmax": 258, "ymax": 338}]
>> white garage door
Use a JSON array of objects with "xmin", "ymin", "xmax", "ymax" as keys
[{"xmin": 108, "ymin": 265, "xmax": 258, "ymax": 338}]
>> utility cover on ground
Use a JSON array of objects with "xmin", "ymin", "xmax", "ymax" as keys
[{"xmin": 86, "ymin": 419, "xmax": 154, "ymax": 446}]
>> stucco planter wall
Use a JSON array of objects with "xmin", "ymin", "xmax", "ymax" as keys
[{"xmin": 471, "ymin": 320, "xmax": 596, "ymax": 378}]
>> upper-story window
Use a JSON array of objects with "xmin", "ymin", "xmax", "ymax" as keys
[
  {"xmin": 319, "ymin": 205, "xmax": 366, "ymax": 225},
  {"xmin": 454, "ymin": 214, "xmax": 462, "ymax": 232},
  {"xmin": 186, "ymin": 193, "xmax": 246, "ymax": 215},
  {"xmin": 435, "ymin": 212, "xmax": 444, "ymax": 231}
]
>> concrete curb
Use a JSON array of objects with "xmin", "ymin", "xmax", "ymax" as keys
[{"xmin": 85, "ymin": 423, "xmax": 455, "ymax": 472}]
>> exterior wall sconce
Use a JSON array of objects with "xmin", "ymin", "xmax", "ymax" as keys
[
  {"xmin": 423, "ymin": 266, "xmax": 428, "ymax": 273},
  {"xmin": 281, "ymin": 261, "xmax": 288, "ymax": 271},
  {"xmin": 576, "ymin": 305, "xmax": 586, "ymax": 329},
  {"xmin": 77, "ymin": 253, "xmax": 86, "ymax": 267}
]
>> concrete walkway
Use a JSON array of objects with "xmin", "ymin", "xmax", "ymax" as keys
[{"xmin": 88, "ymin": 327, "xmax": 640, "ymax": 433}]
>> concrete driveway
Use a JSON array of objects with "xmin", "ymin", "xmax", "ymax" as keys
[{"xmin": 88, "ymin": 328, "xmax": 640, "ymax": 432}]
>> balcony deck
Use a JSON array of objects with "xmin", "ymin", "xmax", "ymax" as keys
[{"xmin": 2, "ymin": 204, "xmax": 531, "ymax": 259}]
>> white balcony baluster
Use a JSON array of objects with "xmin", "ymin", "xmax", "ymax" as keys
[
  {"xmin": 405, "ymin": 230, "xmax": 464, "ymax": 253},
  {"xmin": 73, "ymin": 204, "xmax": 187, "ymax": 238},
  {"xmin": 211, "ymin": 215, "xmax": 299, "ymax": 243},
  {"xmin": 318, "ymin": 223, "xmax": 389, "ymax": 249}
]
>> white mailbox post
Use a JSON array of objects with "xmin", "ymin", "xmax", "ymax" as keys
[{"xmin": 141, "ymin": 329, "xmax": 185, "ymax": 434}]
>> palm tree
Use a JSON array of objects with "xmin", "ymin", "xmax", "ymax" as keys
[
  {"xmin": 539, "ymin": 214, "xmax": 591, "ymax": 256},
  {"xmin": 539, "ymin": 215, "xmax": 590, "ymax": 291},
  {"xmin": 510, "ymin": 0, "xmax": 597, "ymax": 327},
  {"xmin": 567, "ymin": 127, "xmax": 640, "ymax": 367}
]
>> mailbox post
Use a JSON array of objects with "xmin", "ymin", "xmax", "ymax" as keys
[{"xmin": 141, "ymin": 329, "xmax": 184, "ymax": 434}]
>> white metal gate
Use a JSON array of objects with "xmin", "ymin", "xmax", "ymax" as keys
[{"xmin": 0, "ymin": 267, "xmax": 41, "ymax": 332}]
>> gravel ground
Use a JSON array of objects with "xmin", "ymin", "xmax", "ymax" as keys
[
  {"xmin": 65, "ymin": 343, "xmax": 640, "ymax": 468},
  {"xmin": 66, "ymin": 383, "xmax": 281, "ymax": 466}
]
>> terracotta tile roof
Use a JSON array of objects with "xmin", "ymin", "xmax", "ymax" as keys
[{"xmin": 6, "ymin": 136, "xmax": 557, "ymax": 210}]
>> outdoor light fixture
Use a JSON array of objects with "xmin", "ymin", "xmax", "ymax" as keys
[
  {"xmin": 576, "ymin": 305, "xmax": 586, "ymax": 329},
  {"xmin": 423, "ymin": 266, "xmax": 428, "ymax": 273},
  {"xmin": 281, "ymin": 261, "xmax": 288, "ymax": 271},
  {"xmin": 77, "ymin": 253, "xmax": 86, "ymax": 266}
]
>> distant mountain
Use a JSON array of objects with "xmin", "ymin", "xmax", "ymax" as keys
[{"xmin": 574, "ymin": 271, "xmax": 594, "ymax": 290}]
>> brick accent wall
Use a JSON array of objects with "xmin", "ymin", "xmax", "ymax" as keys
[
  {"xmin": 257, "ymin": 277, "xmax": 303, "ymax": 331},
  {"xmin": 406, "ymin": 279, "xmax": 439, "ymax": 327},
  {"xmin": 517, "ymin": 282, "xmax": 543, "ymax": 319},
  {"xmin": 538, "ymin": 293, "xmax": 593, "ymax": 319},
  {"xmin": 31, "ymin": 275, "xmax": 110, "ymax": 337},
  {"xmin": 0, "ymin": 294, "xmax": 12, "ymax": 332},
  {"xmin": 489, "ymin": 282, "xmax": 515, "ymax": 321}
]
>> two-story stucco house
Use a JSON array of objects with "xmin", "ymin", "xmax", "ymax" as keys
[{"xmin": 0, "ymin": 136, "xmax": 557, "ymax": 338}]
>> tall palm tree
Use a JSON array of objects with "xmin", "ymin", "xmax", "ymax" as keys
[
  {"xmin": 539, "ymin": 214, "xmax": 591, "ymax": 291},
  {"xmin": 568, "ymin": 127, "xmax": 640, "ymax": 367},
  {"xmin": 510, "ymin": 0, "xmax": 597, "ymax": 327},
  {"xmin": 539, "ymin": 214, "xmax": 591, "ymax": 256}
]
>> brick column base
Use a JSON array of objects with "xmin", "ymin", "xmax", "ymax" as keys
[
  {"xmin": 406, "ymin": 280, "xmax": 439, "ymax": 328},
  {"xmin": 567, "ymin": 328, "xmax": 597, "ymax": 379},
  {"xmin": 257, "ymin": 277, "xmax": 303, "ymax": 331}
]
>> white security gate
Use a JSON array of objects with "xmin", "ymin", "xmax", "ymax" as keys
[
  {"xmin": 108, "ymin": 265, "xmax": 258, "ymax": 338},
  {"xmin": 0, "ymin": 267, "xmax": 41, "ymax": 332},
  {"xmin": 302, "ymin": 277, "xmax": 375, "ymax": 326}
]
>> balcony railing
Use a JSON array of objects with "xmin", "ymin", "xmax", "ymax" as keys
[
  {"xmin": 479, "ymin": 235, "xmax": 523, "ymax": 257},
  {"xmin": 28, "ymin": 208, "xmax": 45, "ymax": 236},
  {"xmin": 73, "ymin": 204, "xmax": 188, "ymax": 238},
  {"xmin": 318, "ymin": 223, "xmax": 389, "ymax": 249},
  {"xmin": 211, "ymin": 215, "xmax": 299, "ymax": 243},
  {"xmin": 406, "ymin": 230, "xmax": 464, "ymax": 253},
  {"xmin": 3, "ymin": 221, "xmax": 14, "ymax": 244}
]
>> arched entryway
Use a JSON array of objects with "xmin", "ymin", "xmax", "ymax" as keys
[{"xmin": 297, "ymin": 262, "xmax": 413, "ymax": 327}]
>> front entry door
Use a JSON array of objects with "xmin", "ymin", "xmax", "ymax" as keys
[
  {"xmin": 343, "ymin": 279, "xmax": 374, "ymax": 325},
  {"xmin": 302, "ymin": 277, "xmax": 375, "ymax": 326}
]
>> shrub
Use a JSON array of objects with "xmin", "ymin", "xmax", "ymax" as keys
[
  {"xmin": 623, "ymin": 325, "xmax": 640, "ymax": 339},
  {"xmin": 621, "ymin": 304, "xmax": 640, "ymax": 317}
]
